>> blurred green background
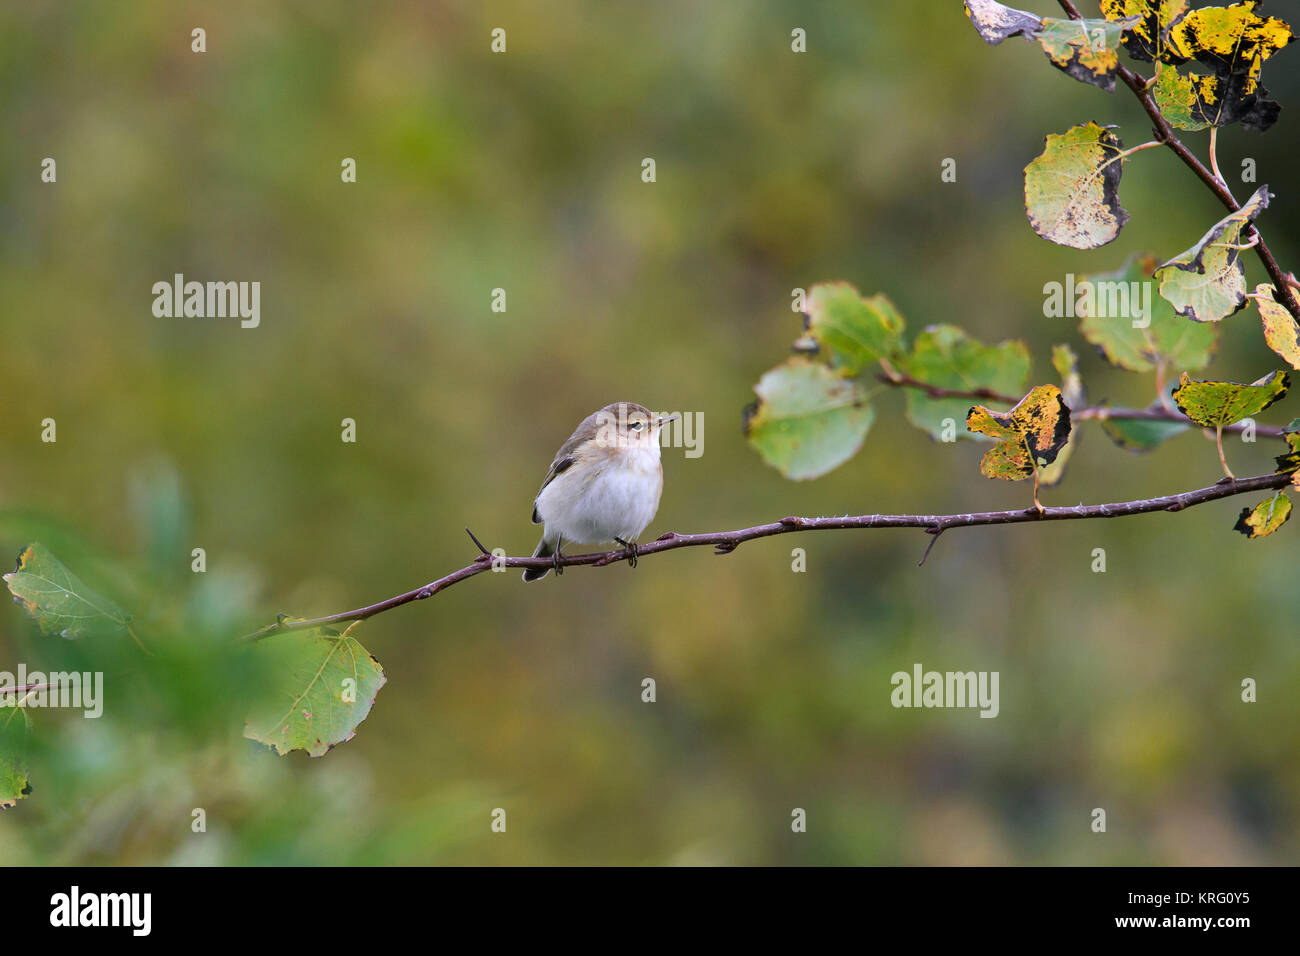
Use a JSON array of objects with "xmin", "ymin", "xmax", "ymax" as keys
[{"xmin": 1, "ymin": 0, "xmax": 1298, "ymax": 865}]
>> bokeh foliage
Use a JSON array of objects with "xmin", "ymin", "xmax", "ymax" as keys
[{"xmin": 1, "ymin": 0, "xmax": 1299, "ymax": 864}]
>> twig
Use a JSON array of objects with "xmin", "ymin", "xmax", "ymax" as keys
[{"xmin": 240, "ymin": 470, "xmax": 1295, "ymax": 641}]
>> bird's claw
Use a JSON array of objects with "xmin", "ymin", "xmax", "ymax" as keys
[{"xmin": 615, "ymin": 537, "xmax": 639, "ymax": 569}]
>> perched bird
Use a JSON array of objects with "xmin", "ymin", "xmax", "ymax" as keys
[{"xmin": 524, "ymin": 402, "xmax": 674, "ymax": 582}]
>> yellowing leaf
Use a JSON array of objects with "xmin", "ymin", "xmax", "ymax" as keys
[
  {"xmin": 1172, "ymin": 368, "xmax": 1289, "ymax": 428},
  {"xmin": 743, "ymin": 357, "xmax": 874, "ymax": 480},
  {"xmin": 1034, "ymin": 16, "xmax": 1138, "ymax": 92},
  {"xmin": 1274, "ymin": 432, "xmax": 1300, "ymax": 473},
  {"xmin": 1168, "ymin": 0, "xmax": 1295, "ymax": 98},
  {"xmin": 1077, "ymin": 253, "xmax": 1217, "ymax": 373},
  {"xmin": 966, "ymin": 2, "xmax": 1137, "ymax": 90},
  {"xmin": 1100, "ymin": 0, "xmax": 1190, "ymax": 62},
  {"xmin": 1155, "ymin": 186, "xmax": 1271, "ymax": 323},
  {"xmin": 967, "ymin": 384, "xmax": 1072, "ymax": 481},
  {"xmin": 1025, "ymin": 122, "xmax": 1129, "ymax": 250},
  {"xmin": 1233, "ymin": 492, "xmax": 1291, "ymax": 538},
  {"xmin": 797, "ymin": 282, "xmax": 905, "ymax": 375},
  {"xmin": 1152, "ymin": 62, "xmax": 1281, "ymax": 131},
  {"xmin": 1039, "ymin": 346, "xmax": 1083, "ymax": 487},
  {"xmin": 1255, "ymin": 284, "xmax": 1300, "ymax": 370}
]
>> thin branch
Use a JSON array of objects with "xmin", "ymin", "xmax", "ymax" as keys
[
  {"xmin": 240, "ymin": 470, "xmax": 1295, "ymax": 641},
  {"xmin": 1053, "ymin": 0, "xmax": 1300, "ymax": 322},
  {"xmin": 876, "ymin": 373, "xmax": 1287, "ymax": 439}
]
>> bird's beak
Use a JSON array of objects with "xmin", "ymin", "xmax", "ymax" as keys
[{"xmin": 656, "ymin": 413, "xmax": 679, "ymax": 428}]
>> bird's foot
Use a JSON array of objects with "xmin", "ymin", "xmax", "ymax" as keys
[
  {"xmin": 614, "ymin": 537, "xmax": 639, "ymax": 569},
  {"xmin": 553, "ymin": 548, "xmax": 564, "ymax": 576}
]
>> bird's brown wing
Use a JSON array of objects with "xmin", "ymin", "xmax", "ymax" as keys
[{"xmin": 532, "ymin": 454, "xmax": 576, "ymax": 524}]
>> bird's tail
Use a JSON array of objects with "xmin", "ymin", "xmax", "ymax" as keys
[{"xmin": 522, "ymin": 536, "xmax": 553, "ymax": 582}]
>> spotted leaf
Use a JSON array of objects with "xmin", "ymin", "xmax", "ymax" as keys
[
  {"xmin": 1233, "ymin": 492, "xmax": 1291, "ymax": 538},
  {"xmin": 1155, "ymin": 186, "xmax": 1271, "ymax": 323},
  {"xmin": 1025, "ymin": 122, "xmax": 1129, "ymax": 249},
  {"xmin": 1100, "ymin": 0, "xmax": 1190, "ymax": 62},
  {"xmin": 1255, "ymin": 284, "xmax": 1300, "ymax": 370},
  {"xmin": 967, "ymin": 384, "xmax": 1073, "ymax": 481},
  {"xmin": 1172, "ymin": 368, "xmax": 1289, "ymax": 428}
]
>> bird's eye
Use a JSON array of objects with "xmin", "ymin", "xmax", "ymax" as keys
[{"xmin": 630, "ymin": 421, "xmax": 644, "ymax": 431}]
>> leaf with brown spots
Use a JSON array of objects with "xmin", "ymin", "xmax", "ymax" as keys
[
  {"xmin": 1034, "ymin": 15, "xmax": 1139, "ymax": 91},
  {"xmin": 1024, "ymin": 122, "xmax": 1130, "ymax": 249},
  {"xmin": 243, "ymin": 623, "xmax": 387, "ymax": 758},
  {"xmin": 966, "ymin": 384, "xmax": 1073, "ymax": 481},
  {"xmin": 1172, "ymin": 368, "xmax": 1289, "ymax": 428},
  {"xmin": 1233, "ymin": 492, "xmax": 1291, "ymax": 538},
  {"xmin": 1255, "ymin": 284, "xmax": 1300, "ymax": 370},
  {"xmin": 1155, "ymin": 186, "xmax": 1271, "ymax": 323}
]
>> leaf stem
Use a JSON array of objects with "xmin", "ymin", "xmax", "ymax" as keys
[{"xmin": 1215, "ymin": 424, "xmax": 1235, "ymax": 479}]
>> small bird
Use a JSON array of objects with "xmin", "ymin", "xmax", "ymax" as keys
[{"xmin": 524, "ymin": 402, "xmax": 674, "ymax": 582}]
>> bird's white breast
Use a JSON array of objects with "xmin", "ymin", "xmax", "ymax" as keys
[{"xmin": 536, "ymin": 443, "xmax": 663, "ymax": 545}]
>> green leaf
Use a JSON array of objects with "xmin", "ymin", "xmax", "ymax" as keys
[
  {"xmin": 898, "ymin": 325, "xmax": 1031, "ymax": 441},
  {"xmin": 1024, "ymin": 122, "xmax": 1130, "ymax": 250},
  {"xmin": 1172, "ymin": 368, "xmax": 1289, "ymax": 428},
  {"xmin": 1100, "ymin": 0, "xmax": 1190, "ymax": 63},
  {"xmin": 797, "ymin": 282, "xmax": 905, "ymax": 375},
  {"xmin": 1099, "ymin": 412, "xmax": 1190, "ymax": 451},
  {"xmin": 0, "ymin": 710, "xmax": 31, "ymax": 810},
  {"xmin": 1077, "ymin": 253, "xmax": 1217, "ymax": 373},
  {"xmin": 1255, "ymin": 284, "xmax": 1300, "ymax": 370},
  {"xmin": 1155, "ymin": 185, "xmax": 1271, "ymax": 323},
  {"xmin": 3, "ymin": 543, "xmax": 131, "ymax": 640},
  {"xmin": 964, "ymin": 0, "xmax": 1042, "ymax": 45},
  {"xmin": 1233, "ymin": 492, "xmax": 1291, "ymax": 538},
  {"xmin": 967, "ymin": 384, "xmax": 1073, "ymax": 481},
  {"xmin": 243, "ymin": 624, "xmax": 387, "ymax": 757},
  {"xmin": 1034, "ymin": 16, "xmax": 1138, "ymax": 92},
  {"xmin": 1039, "ymin": 345, "xmax": 1084, "ymax": 486},
  {"xmin": 743, "ymin": 357, "xmax": 875, "ymax": 480}
]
